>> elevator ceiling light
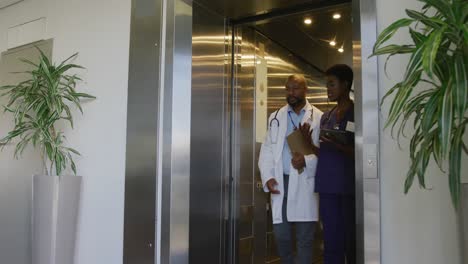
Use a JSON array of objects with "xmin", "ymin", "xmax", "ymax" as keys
[
  {"xmin": 338, "ymin": 47, "xmax": 344, "ymax": 53},
  {"xmin": 333, "ymin": 13, "xmax": 341, "ymax": 19},
  {"xmin": 330, "ymin": 41, "xmax": 336, "ymax": 46},
  {"xmin": 304, "ymin": 18, "xmax": 312, "ymax": 25}
]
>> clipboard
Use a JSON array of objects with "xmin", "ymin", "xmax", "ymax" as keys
[{"xmin": 286, "ymin": 129, "xmax": 315, "ymax": 174}]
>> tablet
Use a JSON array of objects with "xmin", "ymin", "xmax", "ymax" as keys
[{"xmin": 320, "ymin": 129, "xmax": 353, "ymax": 145}]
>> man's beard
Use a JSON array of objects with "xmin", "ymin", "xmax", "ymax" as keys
[{"xmin": 287, "ymin": 95, "xmax": 304, "ymax": 107}]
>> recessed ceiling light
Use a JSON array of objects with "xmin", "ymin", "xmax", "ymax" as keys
[
  {"xmin": 304, "ymin": 18, "xmax": 312, "ymax": 25},
  {"xmin": 338, "ymin": 47, "xmax": 344, "ymax": 53},
  {"xmin": 330, "ymin": 41, "xmax": 336, "ymax": 46},
  {"xmin": 333, "ymin": 13, "xmax": 341, "ymax": 19}
]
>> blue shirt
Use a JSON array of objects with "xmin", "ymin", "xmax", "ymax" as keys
[{"xmin": 282, "ymin": 106, "xmax": 306, "ymax": 175}]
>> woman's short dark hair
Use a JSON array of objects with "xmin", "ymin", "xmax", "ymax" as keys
[{"xmin": 325, "ymin": 64, "xmax": 354, "ymax": 91}]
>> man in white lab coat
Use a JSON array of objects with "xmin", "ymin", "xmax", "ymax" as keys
[{"xmin": 259, "ymin": 74, "xmax": 322, "ymax": 264}]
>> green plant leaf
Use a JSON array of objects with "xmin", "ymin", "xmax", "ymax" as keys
[
  {"xmin": 68, "ymin": 152, "xmax": 77, "ymax": 175},
  {"xmin": 421, "ymin": 88, "xmax": 441, "ymax": 134},
  {"xmin": 452, "ymin": 55, "xmax": 467, "ymax": 121},
  {"xmin": 449, "ymin": 124, "xmax": 464, "ymax": 209},
  {"xmin": 403, "ymin": 44, "xmax": 424, "ymax": 81},
  {"xmin": 439, "ymin": 77, "xmax": 454, "ymax": 159},
  {"xmin": 381, "ymin": 83, "xmax": 401, "ymax": 105},
  {"xmin": 57, "ymin": 52, "xmax": 79, "ymax": 69},
  {"xmin": 372, "ymin": 18, "xmax": 414, "ymax": 56},
  {"xmin": 387, "ymin": 70, "xmax": 422, "ymax": 132},
  {"xmin": 63, "ymin": 104, "xmax": 74, "ymax": 128},
  {"xmin": 65, "ymin": 147, "xmax": 81, "ymax": 156},
  {"xmin": 405, "ymin": 128, "xmax": 423, "ymax": 192},
  {"xmin": 422, "ymin": 25, "xmax": 447, "ymax": 78},
  {"xmin": 409, "ymin": 28, "xmax": 427, "ymax": 46},
  {"xmin": 463, "ymin": 24, "xmax": 468, "ymax": 44},
  {"xmin": 432, "ymin": 128, "xmax": 445, "ymax": 171},
  {"xmin": 55, "ymin": 64, "xmax": 85, "ymax": 77},
  {"xmin": 34, "ymin": 47, "xmax": 48, "ymax": 64},
  {"xmin": 0, "ymin": 48, "xmax": 95, "ymax": 176},
  {"xmin": 72, "ymin": 92, "xmax": 96, "ymax": 99},
  {"xmin": 417, "ymin": 136, "xmax": 433, "ymax": 188},
  {"xmin": 400, "ymin": 89, "xmax": 434, "ymax": 133},
  {"xmin": 19, "ymin": 58, "xmax": 39, "ymax": 68},
  {"xmin": 374, "ymin": 0, "xmax": 467, "ymax": 207},
  {"xmin": 463, "ymin": 142, "xmax": 468, "ymax": 155},
  {"xmin": 406, "ymin": 9, "xmax": 445, "ymax": 29},
  {"xmin": 420, "ymin": 0, "xmax": 455, "ymax": 22},
  {"xmin": 372, "ymin": 44, "xmax": 415, "ymax": 56}
]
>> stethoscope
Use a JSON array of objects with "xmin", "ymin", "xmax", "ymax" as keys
[
  {"xmin": 269, "ymin": 109, "xmax": 281, "ymax": 128},
  {"xmin": 269, "ymin": 109, "xmax": 280, "ymax": 143},
  {"xmin": 269, "ymin": 108, "xmax": 313, "ymax": 144}
]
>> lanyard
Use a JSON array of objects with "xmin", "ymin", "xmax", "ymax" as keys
[
  {"xmin": 323, "ymin": 105, "xmax": 344, "ymax": 130},
  {"xmin": 287, "ymin": 111, "xmax": 298, "ymax": 130}
]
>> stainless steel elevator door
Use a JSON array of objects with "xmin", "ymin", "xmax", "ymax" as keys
[
  {"xmin": 232, "ymin": 26, "xmax": 258, "ymax": 264},
  {"xmin": 190, "ymin": 2, "xmax": 227, "ymax": 264},
  {"xmin": 232, "ymin": 26, "xmax": 329, "ymax": 264}
]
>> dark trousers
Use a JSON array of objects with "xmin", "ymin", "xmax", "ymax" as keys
[
  {"xmin": 319, "ymin": 193, "xmax": 356, "ymax": 264},
  {"xmin": 273, "ymin": 174, "xmax": 316, "ymax": 264}
]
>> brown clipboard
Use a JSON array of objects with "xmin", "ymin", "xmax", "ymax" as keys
[{"xmin": 286, "ymin": 129, "xmax": 315, "ymax": 174}]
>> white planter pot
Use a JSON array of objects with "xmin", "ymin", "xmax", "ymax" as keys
[{"xmin": 32, "ymin": 175, "xmax": 82, "ymax": 264}]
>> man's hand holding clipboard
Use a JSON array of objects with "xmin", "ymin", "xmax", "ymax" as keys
[{"xmin": 287, "ymin": 123, "xmax": 318, "ymax": 174}]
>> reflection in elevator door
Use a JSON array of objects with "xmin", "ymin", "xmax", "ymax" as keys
[
  {"xmin": 232, "ymin": 26, "xmax": 328, "ymax": 264},
  {"xmin": 232, "ymin": 26, "xmax": 260, "ymax": 264}
]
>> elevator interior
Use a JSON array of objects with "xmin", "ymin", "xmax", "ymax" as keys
[
  {"xmin": 190, "ymin": 1, "xmax": 355, "ymax": 263},
  {"xmin": 124, "ymin": 0, "xmax": 380, "ymax": 263}
]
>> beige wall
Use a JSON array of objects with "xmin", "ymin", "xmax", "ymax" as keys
[
  {"xmin": 376, "ymin": 0, "xmax": 463, "ymax": 263},
  {"xmin": 0, "ymin": 0, "xmax": 131, "ymax": 263}
]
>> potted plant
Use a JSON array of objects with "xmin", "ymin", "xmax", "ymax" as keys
[
  {"xmin": 0, "ymin": 48, "xmax": 95, "ymax": 264},
  {"xmin": 371, "ymin": 0, "xmax": 467, "ymax": 207}
]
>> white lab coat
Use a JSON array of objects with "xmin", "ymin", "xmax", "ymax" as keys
[{"xmin": 258, "ymin": 102, "xmax": 322, "ymax": 224}]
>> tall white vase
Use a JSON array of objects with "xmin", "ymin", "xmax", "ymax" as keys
[{"xmin": 32, "ymin": 175, "xmax": 82, "ymax": 264}]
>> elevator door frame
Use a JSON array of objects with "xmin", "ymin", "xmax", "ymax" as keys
[
  {"xmin": 226, "ymin": 0, "xmax": 381, "ymax": 263},
  {"xmin": 124, "ymin": 0, "xmax": 380, "ymax": 263}
]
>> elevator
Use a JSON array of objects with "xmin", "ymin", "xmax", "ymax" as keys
[{"xmin": 124, "ymin": 0, "xmax": 380, "ymax": 263}]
